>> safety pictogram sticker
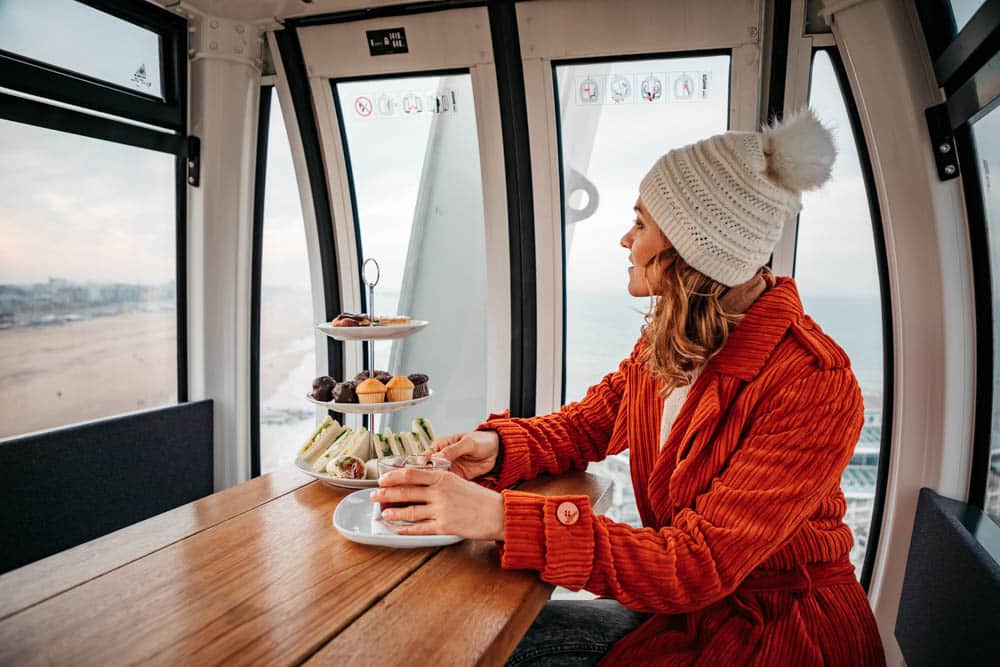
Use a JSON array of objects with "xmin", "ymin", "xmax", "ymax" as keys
[{"xmin": 354, "ymin": 96, "xmax": 373, "ymax": 117}]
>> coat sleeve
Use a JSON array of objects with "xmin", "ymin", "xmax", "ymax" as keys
[
  {"xmin": 498, "ymin": 367, "xmax": 864, "ymax": 614},
  {"xmin": 475, "ymin": 341, "xmax": 643, "ymax": 489}
]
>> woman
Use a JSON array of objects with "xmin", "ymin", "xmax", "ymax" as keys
[{"xmin": 373, "ymin": 109, "xmax": 886, "ymax": 665}]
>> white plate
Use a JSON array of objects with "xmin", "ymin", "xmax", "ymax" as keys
[
  {"xmin": 304, "ymin": 390, "xmax": 432, "ymax": 414},
  {"xmin": 316, "ymin": 320, "xmax": 428, "ymax": 341},
  {"xmin": 332, "ymin": 488, "xmax": 463, "ymax": 549},
  {"xmin": 294, "ymin": 457, "xmax": 378, "ymax": 489}
]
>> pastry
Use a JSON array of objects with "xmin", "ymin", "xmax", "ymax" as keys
[
  {"xmin": 311, "ymin": 376, "xmax": 335, "ymax": 402},
  {"xmin": 364, "ymin": 458, "xmax": 380, "ymax": 479},
  {"xmin": 386, "ymin": 375, "xmax": 415, "ymax": 402},
  {"xmin": 408, "ymin": 373, "xmax": 429, "ymax": 399},
  {"xmin": 354, "ymin": 369, "xmax": 392, "ymax": 384},
  {"xmin": 356, "ymin": 377, "xmax": 387, "ymax": 404},
  {"xmin": 376, "ymin": 315, "xmax": 411, "ymax": 325},
  {"xmin": 331, "ymin": 379, "xmax": 358, "ymax": 403},
  {"xmin": 330, "ymin": 312, "xmax": 371, "ymax": 327},
  {"xmin": 298, "ymin": 417, "xmax": 343, "ymax": 462}
]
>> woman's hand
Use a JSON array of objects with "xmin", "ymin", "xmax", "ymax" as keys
[
  {"xmin": 372, "ymin": 467, "xmax": 505, "ymax": 541},
  {"xmin": 425, "ymin": 430, "xmax": 500, "ymax": 480}
]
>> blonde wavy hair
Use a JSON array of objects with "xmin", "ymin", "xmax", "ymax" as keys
[{"xmin": 639, "ymin": 247, "xmax": 769, "ymax": 398}]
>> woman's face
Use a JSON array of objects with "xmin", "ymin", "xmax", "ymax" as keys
[{"xmin": 621, "ymin": 199, "xmax": 672, "ymax": 297}]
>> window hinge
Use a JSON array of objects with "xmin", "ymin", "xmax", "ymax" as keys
[
  {"xmin": 186, "ymin": 135, "xmax": 201, "ymax": 187},
  {"xmin": 925, "ymin": 104, "xmax": 960, "ymax": 181}
]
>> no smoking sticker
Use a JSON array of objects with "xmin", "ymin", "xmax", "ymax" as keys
[{"xmin": 354, "ymin": 96, "xmax": 373, "ymax": 117}]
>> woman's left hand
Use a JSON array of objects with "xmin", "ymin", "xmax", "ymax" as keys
[{"xmin": 372, "ymin": 468, "xmax": 505, "ymax": 541}]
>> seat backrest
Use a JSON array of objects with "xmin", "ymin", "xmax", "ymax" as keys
[
  {"xmin": 895, "ymin": 487, "xmax": 1000, "ymax": 666},
  {"xmin": 0, "ymin": 401, "xmax": 214, "ymax": 573}
]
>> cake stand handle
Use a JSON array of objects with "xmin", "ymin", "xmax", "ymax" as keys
[{"xmin": 362, "ymin": 257, "xmax": 380, "ymax": 456}]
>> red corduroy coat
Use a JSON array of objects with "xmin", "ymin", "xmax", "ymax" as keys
[{"xmin": 479, "ymin": 277, "xmax": 885, "ymax": 666}]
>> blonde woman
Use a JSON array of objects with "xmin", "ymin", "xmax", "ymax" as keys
[{"xmin": 374, "ymin": 110, "xmax": 885, "ymax": 666}]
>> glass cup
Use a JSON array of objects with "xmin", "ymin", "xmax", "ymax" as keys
[{"xmin": 377, "ymin": 454, "xmax": 451, "ymax": 523}]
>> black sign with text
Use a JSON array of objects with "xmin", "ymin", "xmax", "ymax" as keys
[{"xmin": 367, "ymin": 28, "xmax": 408, "ymax": 56}]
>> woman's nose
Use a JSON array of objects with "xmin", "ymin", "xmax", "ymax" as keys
[{"xmin": 620, "ymin": 231, "xmax": 631, "ymax": 248}]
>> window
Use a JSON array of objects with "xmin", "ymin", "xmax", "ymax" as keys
[
  {"xmin": 257, "ymin": 92, "xmax": 315, "ymax": 475},
  {"xmin": 554, "ymin": 54, "xmax": 731, "ymax": 526},
  {"xmin": 951, "ymin": 0, "xmax": 987, "ymax": 32},
  {"xmin": 795, "ymin": 50, "xmax": 886, "ymax": 575},
  {"xmin": 0, "ymin": 0, "xmax": 187, "ymax": 439},
  {"xmin": 971, "ymin": 108, "xmax": 1000, "ymax": 522},
  {"xmin": 0, "ymin": 0, "xmax": 163, "ymax": 98},
  {"xmin": 333, "ymin": 73, "xmax": 489, "ymax": 436},
  {"xmin": 0, "ymin": 120, "xmax": 177, "ymax": 437}
]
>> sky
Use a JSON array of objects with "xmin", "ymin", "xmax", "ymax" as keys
[{"xmin": 1, "ymin": 3, "xmax": 988, "ymax": 304}]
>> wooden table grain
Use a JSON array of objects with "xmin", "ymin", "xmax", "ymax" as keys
[{"xmin": 0, "ymin": 468, "xmax": 612, "ymax": 666}]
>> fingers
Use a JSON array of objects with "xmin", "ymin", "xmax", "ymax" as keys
[
  {"xmin": 380, "ymin": 503, "xmax": 434, "ymax": 524},
  {"xmin": 427, "ymin": 433, "xmax": 463, "ymax": 453},
  {"xmin": 379, "ymin": 466, "xmax": 445, "ymax": 487},
  {"xmin": 436, "ymin": 435, "xmax": 476, "ymax": 462},
  {"xmin": 391, "ymin": 520, "xmax": 443, "ymax": 536},
  {"xmin": 373, "ymin": 485, "xmax": 425, "ymax": 505}
]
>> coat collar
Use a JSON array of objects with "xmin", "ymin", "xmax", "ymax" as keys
[{"xmin": 706, "ymin": 275, "xmax": 803, "ymax": 381}]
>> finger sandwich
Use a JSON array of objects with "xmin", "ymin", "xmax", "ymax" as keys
[{"xmin": 299, "ymin": 417, "xmax": 343, "ymax": 463}]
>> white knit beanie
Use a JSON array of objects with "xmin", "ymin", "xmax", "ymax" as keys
[{"xmin": 638, "ymin": 108, "xmax": 836, "ymax": 286}]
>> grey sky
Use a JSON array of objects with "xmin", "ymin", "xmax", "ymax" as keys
[{"xmin": 1, "ymin": 18, "xmax": 904, "ymax": 303}]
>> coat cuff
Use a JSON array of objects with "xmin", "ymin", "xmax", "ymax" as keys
[
  {"xmin": 476, "ymin": 410, "xmax": 532, "ymax": 489},
  {"xmin": 500, "ymin": 490, "xmax": 596, "ymax": 590}
]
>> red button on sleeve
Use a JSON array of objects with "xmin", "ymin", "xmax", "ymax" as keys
[{"xmin": 556, "ymin": 501, "xmax": 580, "ymax": 525}]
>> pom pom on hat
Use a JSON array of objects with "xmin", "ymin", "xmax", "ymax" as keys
[
  {"xmin": 638, "ymin": 107, "xmax": 836, "ymax": 286},
  {"xmin": 762, "ymin": 108, "xmax": 837, "ymax": 192}
]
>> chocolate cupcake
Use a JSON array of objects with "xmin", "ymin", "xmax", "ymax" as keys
[
  {"xmin": 311, "ymin": 376, "xmax": 335, "ymax": 402},
  {"xmin": 408, "ymin": 373, "xmax": 429, "ymax": 399},
  {"xmin": 331, "ymin": 379, "xmax": 358, "ymax": 403}
]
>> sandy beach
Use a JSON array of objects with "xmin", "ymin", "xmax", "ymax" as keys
[{"xmin": 0, "ymin": 294, "xmax": 314, "ymax": 440}]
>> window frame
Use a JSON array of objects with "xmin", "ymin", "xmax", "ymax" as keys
[
  {"xmin": 802, "ymin": 45, "xmax": 896, "ymax": 590},
  {"xmin": 550, "ymin": 48, "xmax": 735, "ymax": 406},
  {"xmin": 918, "ymin": 0, "xmax": 1000, "ymax": 518},
  {"xmin": 0, "ymin": 0, "xmax": 187, "ymax": 131},
  {"xmin": 0, "ymin": 0, "xmax": 189, "ymax": 411}
]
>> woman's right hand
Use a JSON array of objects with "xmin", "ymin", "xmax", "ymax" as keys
[{"xmin": 427, "ymin": 430, "xmax": 500, "ymax": 480}]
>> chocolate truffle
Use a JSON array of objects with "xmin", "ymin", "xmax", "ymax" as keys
[
  {"xmin": 331, "ymin": 380, "xmax": 358, "ymax": 403},
  {"xmin": 311, "ymin": 376, "xmax": 335, "ymax": 402}
]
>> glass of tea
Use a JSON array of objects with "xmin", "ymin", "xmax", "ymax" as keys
[{"xmin": 377, "ymin": 454, "xmax": 451, "ymax": 523}]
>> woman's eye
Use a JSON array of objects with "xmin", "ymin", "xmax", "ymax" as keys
[{"xmin": 634, "ymin": 219, "xmax": 644, "ymax": 229}]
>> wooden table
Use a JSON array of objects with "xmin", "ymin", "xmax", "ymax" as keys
[{"xmin": 0, "ymin": 468, "xmax": 612, "ymax": 666}]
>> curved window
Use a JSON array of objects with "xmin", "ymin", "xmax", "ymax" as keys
[
  {"xmin": 971, "ymin": 108, "xmax": 1000, "ymax": 522},
  {"xmin": 554, "ymin": 54, "xmax": 731, "ymax": 525},
  {"xmin": 257, "ymin": 92, "xmax": 315, "ymax": 475},
  {"xmin": 333, "ymin": 73, "xmax": 489, "ymax": 436},
  {"xmin": 795, "ymin": 49, "xmax": 887, "ymax": 576}
]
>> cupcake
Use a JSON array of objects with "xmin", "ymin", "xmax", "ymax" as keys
[
  {"xmin": 408, "ymin": 373, "xmax": 429, "ymax": 399},
  {"xmin": 356, "ymin": 377, "xmax": 386, "ymax": 404},
  {"xmin": 386, "ymin": 375, "xmax": 415, "ymax": 402},
  {"xmin": 331, "ymin": 379, "xmax": 358, "ymax": 403}
]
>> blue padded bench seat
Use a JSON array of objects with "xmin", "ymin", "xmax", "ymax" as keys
[
  {"xmin": 0, "ymin": 400, "xmax": 214, "ymax": 573},
  {"xmin": 895, "ymin": 487, "xmax": 1000, "ymax": 666}
]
